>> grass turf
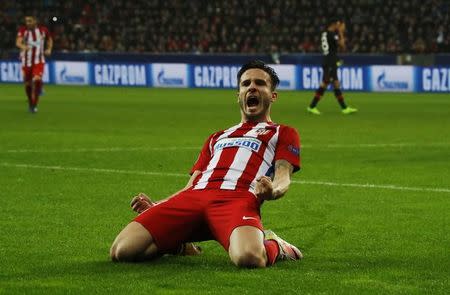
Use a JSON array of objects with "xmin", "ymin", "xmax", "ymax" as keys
[{"xmin": 0, "ymin": 84, "xmax": 449, "ymax": 294}]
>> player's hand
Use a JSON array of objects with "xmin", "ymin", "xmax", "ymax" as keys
[
  {"xmin": 255, "ymin": 176, "xmax": 274, "ymax": 200},
  {"xmin": 130, "ymin": 193, "xmax": 156, "ymax": 214},
  {"xmin": 44, "ymin": 49, "xmax": 52, "ymax": 56}
]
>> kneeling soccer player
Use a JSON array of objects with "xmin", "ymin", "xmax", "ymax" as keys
[{"xmin": 110, "ymin": 61, "xmax": 303, "ymax": 268}]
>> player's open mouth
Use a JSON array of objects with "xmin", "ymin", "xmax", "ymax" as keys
[{"xmin": 246, "ymin": 95, "xmax": 260, "ymax": 108}]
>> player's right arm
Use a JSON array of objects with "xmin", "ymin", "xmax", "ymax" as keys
[
  {"xmin": 16, "ymin": 35, "xmax": 29, "ymax": 51},
  {"xmin": 131, "ymin": 132, "xmax": 214, "ymax": 213},
  {"xmin": 337, "ymin": 22, "xmax": 346, "ymax": 51},
  {"xmin": 16, "ymin": 28, "xmax": 29, "ymax": 51},
  {"xmin": 131, "ymin": 171, "xmax": 201, "ymax": 213}
]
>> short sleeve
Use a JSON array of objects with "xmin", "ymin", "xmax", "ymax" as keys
[
  {"xmin": 42, "ymin": 26, "xmax": 50, "ymax": 37},
  {"xmin": 190, "ymin": 133, "xmax": 215, "ymax": 174},
  {"xmin": 274, "ymin": 126, "xmax": 301, "ymax": 172},
  {"xmin": 17, "ymin": 27, "xmax": 25, "ymax": 38}
]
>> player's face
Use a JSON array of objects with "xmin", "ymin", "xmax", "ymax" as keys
[
  {"xmin": 238, "ymin": 69, "xmax": 277, "ymax": 121},
  {"xmin": 25, "ymin": 17, "xmax": 36, "ymax": 29}
]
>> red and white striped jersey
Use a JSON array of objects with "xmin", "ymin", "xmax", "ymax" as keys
[
  {"xmin": 17, "ymin": 26, "xmax": 50, "ymax": 67},
  {"xmin": 190, "ymin": 121, "xmax": 301, "ymax": 193}
]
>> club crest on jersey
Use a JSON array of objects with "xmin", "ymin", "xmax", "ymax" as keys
[
  {"xmin": 255, "ymin": 128, "xmax": 271, "ymax": 135},
  {"xmin": 214, "ymin": 137, "xmax": 262, "ymax": 153}
]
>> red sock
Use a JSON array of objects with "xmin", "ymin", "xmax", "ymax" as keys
[
  {"xmin": 33, "ymin": 80, "xmax": 43, "ymax": 106},
  {"xmin": 25, "ymin": 84, "xmax": 32, "ymax": 107},
  {"xmin": 264, "ymin": 240, "xmax": 279, "ymax": 266}
]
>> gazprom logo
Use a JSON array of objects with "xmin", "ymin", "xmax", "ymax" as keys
[
  {"xmin": 214, "ymin": 137, "xmax": 262, "ymax": 153},
  {"xmin": 157, "ymin": 69, "xmax": 183, "ymax": 86},
  {"xmin": 60, "ymin": 66, "xmax": 85, "ymax": 83},
  {"xmin": 377, "ymin": 71, "xmax": 408, "ymax": 90}
]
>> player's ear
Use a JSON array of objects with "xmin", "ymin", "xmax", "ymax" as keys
[{"xmin": 271, "ymin": 91, "xmax": 278, "ymax": 102}]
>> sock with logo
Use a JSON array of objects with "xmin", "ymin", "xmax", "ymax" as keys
[
  {"xmin": 334, "ymin": 88, "xmax": 347, "ymax": 109},
  {"xmin": 264, "ymin": 240, "xmax": 280, "ymax": 266}
]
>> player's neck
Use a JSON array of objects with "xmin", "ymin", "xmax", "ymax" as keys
[{"xmin": 241, "ymin": 114, "xmax": 272, "ymax": 124}]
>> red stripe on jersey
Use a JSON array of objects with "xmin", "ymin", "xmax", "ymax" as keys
[
  {"xmin": 234, "ymin": 126, "xmax": 277, "ymax": 190},
  {"xmin": 205, "ymin": 126, "xmax": 249, "ymax": 189}
]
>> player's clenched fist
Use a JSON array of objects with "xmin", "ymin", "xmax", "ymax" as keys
[
  {"xmin": 255, "ymin": 176, "xmax": 274, "ymax": 200},
  {"xmin": 130, "ymin": 193, "xmax": 156, "ymax": 213}
]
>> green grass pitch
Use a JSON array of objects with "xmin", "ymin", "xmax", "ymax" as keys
[{"xmin": 0, "ymin": 84, "xmax": 449, "ymax": 294}]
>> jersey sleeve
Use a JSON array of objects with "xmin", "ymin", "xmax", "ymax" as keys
[
  {"xmin": 41, "ymin": 26, "xmax": 51, "ymax": 38},
  {"xmin": 17, "ymin": 27, "xmax": 26, "ymax": 38},
  {"xmin": 190, "ymin": 133, "xmax": 215, "ymax": 175},
  {"xmin": 274, "ymin": 126, "xmax": 301, "ymax": 172}
]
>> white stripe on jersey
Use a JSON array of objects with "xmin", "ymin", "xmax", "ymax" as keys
[
  {"xmin": 34, "ymin": 28, "xmax": 42, "ymax": 64},
  {"xmin": 249, "ymin": 125, "xmax": 280, "ymax": 192},
  {"xmin": 26, "ymin": 31, "xmax": 33, "ymax": 67},
  {"xmin": 193, "ymin": 123, "xmax": 243, "ymax": 190},
  {"xmin": 220, "ymin": 122, "xmax": 267, "ymax": 190}
]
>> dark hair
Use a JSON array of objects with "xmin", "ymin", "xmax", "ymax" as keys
[
  {"xmin": 327, "ymin": 17, "xmax": 341, "ymax": 26},
  {"xmin": 237, "ymin": 60, "xmax": 280, "ymax": 91}
]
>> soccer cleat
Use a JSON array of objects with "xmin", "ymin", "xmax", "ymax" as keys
[
  {"xmin": 307, "ymin": 107, "xmax": 321, "ymax": 115},
  {"xmin": 342, "ymin": 107, "xmax": 358, "ymax": 114},
  {"xmin": 177, "ymin": 243, "xmax": 202, "ymax": 256},
  {"xmin": 29, "ymin": 106, "xmax": 38, "ymax": 114},
  {"xmin": 264, "ymin": 230, "xmax": 303, "ymax": 261}
]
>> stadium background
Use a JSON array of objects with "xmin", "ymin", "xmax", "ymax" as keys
[{"xmin": 1, "ymin": 1, "xmax": 449, "ymax": 294}]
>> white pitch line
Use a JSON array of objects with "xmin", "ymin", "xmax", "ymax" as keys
[
  {"xmin": 1, "ymin": 162, "xmax": 449, "ymax": 194},
  {"xmin": 291, "ymin": 180, "xmax": 450, "ymax": 193},
  {"xmin": 305, "ymin": 142, "xmax": 450, "ymax": 148},
  {"xmin": 1, "ymin": 142, "xmax": 449, "ymax": 153},
  {"xmin": 2, "ymin": 147, "xmax": 200, "ymax": 153},
  {"xmin": 0, "ymin": 162, "xmax": 187, "ymax": 178}
]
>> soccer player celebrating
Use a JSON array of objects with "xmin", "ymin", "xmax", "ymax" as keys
[
  {"xmin": 111, "ymin": 61, "xmax": 303, "ymax": 268},
  {"xmin": 16, "ymin": 15, "xmax": 53, "ymax": 113},
  {"xmin": 307, "ymin": 18, "xmax": 357, "ymax": 115}
]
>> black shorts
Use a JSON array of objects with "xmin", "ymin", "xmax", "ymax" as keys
[{"xmin": 322, "ymin": 63, "xmax": 338, "ymax": 82}]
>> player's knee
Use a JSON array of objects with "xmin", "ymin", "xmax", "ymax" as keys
[
  {"xmin": 110, "ymin": 241, "xmax": 137, "ymax": 262},
  {"xmin": 230, "ymin": 248, "xmax": 266, "ymax": 268},
  {"xmin": 33, "ymin": 76, "xmax": 42, "ymax": 82}
]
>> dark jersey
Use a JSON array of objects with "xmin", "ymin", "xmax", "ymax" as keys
[{"xmin": 320, "ymin": 30, "xmax": 339, "ymax": 65}]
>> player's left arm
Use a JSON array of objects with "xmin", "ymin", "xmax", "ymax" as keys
[
  {"xmin": 255, "ymin": 159, "xmax": 293, "ymax": 200},
  {"xmin": 44, "ymin": 28, "xmax": 53, "ymax": 56},
  {"xmin": 337, "ymin": 22, "xmax": 346, "ymax": 51},
  {"xmin": 272, "ymin": 159, "xmax": 294, "ymax": 198},
  {"xmin": 255, "ymin": 126, "xmax": 300, "ymax": 201}
]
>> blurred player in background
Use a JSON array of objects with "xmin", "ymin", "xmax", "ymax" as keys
[
  {"xmin": 307, "ymin": 18, "xmax": 357, "ymax": 115},
  {"xmin": 16, "ymin": 15, "xmax": 53, "ymax": 113},
  {"xmin": 111, "ymin": 61, "xmax": 303, "ymax": 268}
]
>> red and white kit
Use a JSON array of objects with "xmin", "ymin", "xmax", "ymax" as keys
[
  {"xmin": 135, "ymin": 121, "xmax": 301, "ymax": 252},
  {"xmin": 191, "ymin": 121, "xmax": 301, "ymax": 192},
  {"xmin": 17, "ymin": 25, "xmax": 50, "ymax": 76}
]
